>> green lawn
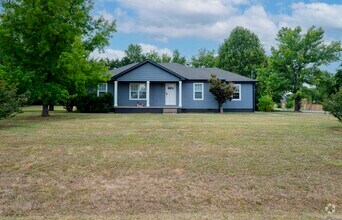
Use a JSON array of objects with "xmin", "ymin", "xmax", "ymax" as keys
[{"xmin": 0, "ymin": 106, "xmax": 341, "ymax": 219}]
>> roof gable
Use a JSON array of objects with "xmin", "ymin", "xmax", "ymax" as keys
[{"xmin": 111, "ymin": 60, "xmax": 185, "ymax": 81}]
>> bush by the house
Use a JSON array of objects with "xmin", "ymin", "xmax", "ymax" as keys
[
  {"xmin": 285, "ymin": 96, "xmax": 294, "ymax": 109},
  {"xmin": 258, "ymin": 95, "xmax": 274, "ymax": 112},
  {"xmin": 76, "ymin": 93, "xmax": 113, "ymax": 113},
  {"xmin": 323, "ymin": 88, "xmax": 342, "ymax": 122}
]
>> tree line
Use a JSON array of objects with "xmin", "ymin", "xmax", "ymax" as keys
[
  {"xmin": 102, "ymin": 26, "xmax": 341, "ymax": 118},
  {"xmin": 0, "ymin": 1, "xmax": 341, "ymax": 121}
]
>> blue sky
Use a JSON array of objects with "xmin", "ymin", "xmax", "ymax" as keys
[{"xmin": 92, "ymin": 0, "xmax": 342, "ymax": 71}]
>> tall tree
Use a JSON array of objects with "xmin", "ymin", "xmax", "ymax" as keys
[
  {"xmin": 269, "ymin": 26, "xmax": 341, "ymax": 111},
  {"xmin": 191, "ymin": 48, "xmax": 217, "ymax": 68},
  {"xmin": 172, "ymin": 49, "xmax": 187, "ymax": 65},
  {"xmin": 0, "ymin": 0, "xmax": 116, "ymax": 116},
  {"xmin": 218, "ymin": 26, "xmax": 266, "ymax": 77},
  {"xmin": 125, "ymin": 44, "xmax": 145, "ymax": 63},
  {"xmin": 103, "ymin": 45, "xmax": 182, "ymax": 68},
  {"xmin": 208, "ymin": 74, "xmax": 236, "ymax": 113}
]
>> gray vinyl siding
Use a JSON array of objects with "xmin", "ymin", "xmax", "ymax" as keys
[
  {"xmin": 109, "ymin": 80, "xmax": 253, "ymax": 109},
  {"xmin": 107, "ymin": 81, "xmax": 114, "ymax": 97},
  {"xmin": 150, "ymin": 82, "xmax": 179, "ymax": 106},
  {"xmin": 117, "ymin": 82, "xmax": 146, "ymax": 106},
  {"xmin": 116, "ymin": 63, "xmax": 180, "ymax": 82},
  {"xmin": 223, "ymin": 83, "xmax": 254, "ymax": 109},
  {"xmin": 182, "ymin": 81, "xmax": 254, "ymax": 110},
  {"xmin": 116, "ymin": 82, "xmax": 178, "ymax": 107}
]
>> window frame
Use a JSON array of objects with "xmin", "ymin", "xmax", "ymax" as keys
[
  {"xmin": 129, "ymin": 83, "xmax": 147, "ymax": 100},
  {"xmin": 193, "ymin": 83, "xmax": 204, "ymax": 100},
  {"xmin": 97, "ymin": 83, "xmax": 108, "ymax": 97},
  {"xmin": 232, "ymin": 84, "xmax": 241, "ymax": 101}
]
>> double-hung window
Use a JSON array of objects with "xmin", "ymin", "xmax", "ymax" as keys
[
  {"xmin": 232, "ymin": 84, "xmax": 241, "ymax": 101},
  {"xmin": 97, "ymin": 83, "xmax": 107, "ymax": 96},
  {"xmin": 193, "ymin": 83, "xmax": 204, "ymax": 100},
  {"xmin": 130, "ymin": 83, "xmax": 146, "ymax": 100}
]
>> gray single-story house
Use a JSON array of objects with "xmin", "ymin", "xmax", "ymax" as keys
[{"xmin": 97, "ymin": 60, "xmax": 256, "ymax": 113}]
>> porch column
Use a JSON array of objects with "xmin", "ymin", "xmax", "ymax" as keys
[
  {"xmin": 114, "ymin": 81, "xmax": 118, "ymax": 107},
  {"xmin": 146, "ymin": 81, "xmax": 150, "ymax": 107},
  {"xmin": 179, "ymin": 81, "xmax": 182, "ymax": 107}
]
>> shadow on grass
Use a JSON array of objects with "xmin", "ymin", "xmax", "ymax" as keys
[
  {"xmin": 328, "ymin": 126, "xmax": 342, "ymax": 134},
  {"xmin": 0, "ymin": 108, "xmax": 105, "ymax": 131}
]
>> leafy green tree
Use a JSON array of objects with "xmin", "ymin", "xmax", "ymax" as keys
[
  {"xmin": 161, "ymin": 54, "xmax": 172, "ymax": 63},
  {"xmin": 125, "ymin": 44, "xmax": 146, "ymax": 63},
  {"xmin": 208, "ymin": 74, "xmax": 236, "ymax": 113},
  {"xmin": 145, "ymin": 51, "xmax": 162, "ymax": 63},
  {"xmin": 323, "ymin": 88, "xmax": 342, "ymax": 122},
  {"xmin": 58, "ymin": 37, "xmax": 110, "ymax": 111},
  {"xmin": 145, "ymin": 51, "xmax": 172, "ymax": 63},
  {"xmin": 0, "ymin": 80, "xmax": 22, "ymax": 119},
  {"xmin": 172, "ymin": 49, "xmax": 187, "ymax": 65},
  {"xmin": 191, "ymin": 48, "xmax": 217, "ymax": 68},
  {"xmin": 256, "ymin": 65, "xmax": 288, "ymax": 103},
  {"xmin": 0, "ymin": 0, "xmax": 116, "ymax": 116},
  {"xmin": 218, "ymin": 26, "xmax": 266, "ymax": 77},
  {"xmin": 269, "ymin": 26, "xmax": 341, "ymax": 111},
  {"xmin": 334, "ymin": 68, "xmax": 342, "ymax": 90},
  {"xmin": 103, "ymin": 45, "xmax": 183, "ymax": 68}
]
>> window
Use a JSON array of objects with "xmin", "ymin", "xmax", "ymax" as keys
[
  {"xmin": 232, "ymin": 84, "xmax": 241, "ymax": 101},
  {"xmin": 130, "ymin": 83, "xmax": 146, "ymax": 100},
  {"xmin": 97, "ymin": 83, "xmax": 107, "ymax": 96},
  {"xmin": 193, "ymin": 83, "xmax": 204, "ymax": 100}
]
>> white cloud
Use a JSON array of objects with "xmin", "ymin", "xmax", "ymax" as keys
[
  {"xmin": 90, "ymin": 49, "xmax": 125, "ymax": 60},
  {"xmin": 139, "ymin": 43, "xmax": 173, "ymax": 56},
  {"xmin": 279, "ymin": 2, "xmax": 342, "ymax": 30},
  {"xmin": 95, "ymin": 1, "xmax": 342, "ymax": 53},
  {"xmin": 90, "ymin": 44, "xmax": 173, "ymax": 60}
]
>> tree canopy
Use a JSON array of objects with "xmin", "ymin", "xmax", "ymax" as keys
[
  {"xmin": 191, "ymin": 48, "xmax": 217, "ymax": 68},
  {"xmin": 0, "ymin": 0, "xmax": 116, "ymax": 116},
  {"xmin": 208, "ymin": 74, "xmax": 236, "ymax": 113},
  {"xmin": 218, "ymin": 26, "xmax": 266, "ymax": 77},
  {"xmin": 103, "ymin": 44, "xmax": 187, "ymax": 69},
  {"xmin": 265, "ymin": 26, "xmax": 341, "ymax": 111}
]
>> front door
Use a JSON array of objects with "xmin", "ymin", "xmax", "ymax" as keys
[{"xmin": 165, "ymin": 83, "xmax": 177, "ymax": 105}]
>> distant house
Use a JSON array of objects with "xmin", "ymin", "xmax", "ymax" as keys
[{"xmin": 98, "ymin": 60, "xmax": 256, "ymax": 113}]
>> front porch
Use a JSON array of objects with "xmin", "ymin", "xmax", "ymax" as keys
[{"xmin": 113, "ymin": 81, "xmax": 183, "ymax": 108}]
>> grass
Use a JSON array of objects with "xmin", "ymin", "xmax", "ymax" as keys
[{"xmin": 0, "ymin": 106, "xmax": 341, "ymax": 219}]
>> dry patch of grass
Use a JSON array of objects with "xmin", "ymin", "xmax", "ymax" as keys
[{"xmin": 0, "ymin": 106, "xmax": 341, "ymax": 218}]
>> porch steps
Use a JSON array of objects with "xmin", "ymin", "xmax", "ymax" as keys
[{"xmin": 163, "ymin": 108, "xmax": 178, "ymax": 114}]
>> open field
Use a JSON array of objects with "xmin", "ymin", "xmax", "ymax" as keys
[{"xmin": 0, "ymin": 106, "xmax": 341, "ymax": 219}]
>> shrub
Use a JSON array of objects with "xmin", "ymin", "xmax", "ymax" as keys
[
  {"xmin": 323, "ymin": 88, "xmax": 342, "ymax": 122},
  {"xmin": 285, "ymin": 96, "xmax": 294, "ymax": 109},
  {"xmin": 76, "ymin": 93, "xmax": 113, "ymax": 113},
  {"xmin": 0, "ymin": 80, "xmax": 22, "ymax": 119},
  {"xmin": 258, "ymin": 95, "xmax": 274, "ymax": 112}
]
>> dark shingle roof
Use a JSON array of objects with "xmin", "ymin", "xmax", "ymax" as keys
[
  {"xmin": 109, "ymin": 61, "xmax": 256, "ymax": 82},
  {"xmin": 160, "ymin": 63, "xmax": 256, "ymax": 82},
  {"xmin": 109, "ymin": 63, "xmax": 137, "ymax": 76}
]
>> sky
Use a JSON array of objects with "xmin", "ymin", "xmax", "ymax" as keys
[{"xmin": 91, "ymin": 0, "xmax": 342, "ymax": 71}]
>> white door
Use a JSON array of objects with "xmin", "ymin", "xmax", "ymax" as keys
[{"xmin": 165, "ymin": 83, "xmax": 177, "ymax": 105}]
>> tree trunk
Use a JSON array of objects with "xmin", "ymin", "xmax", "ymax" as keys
[
  {"xmin": 66, "ymin": 103, "xmax": 74, "ymax": 112},
  {"xmin": 42, "ymin": 104, "xmax": 50, "ymax": 117},
  {"xmin": 49, "ymin": 104, "xmax": 54, "ymax": 111},
  {"xmin": 219, "ymin": 104, "xmax": 224, "ymax": 114},
  {"xmin": 294, "ymin": 96, "xmax": 301, "ymax": 112}
]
